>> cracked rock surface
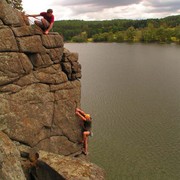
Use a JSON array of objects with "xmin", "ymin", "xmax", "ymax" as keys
[{"xmin": 0, "ymin": 0, "xmax": 82, "ymax": 156}]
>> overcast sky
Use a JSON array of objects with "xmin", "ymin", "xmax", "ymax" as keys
[{"xmin": 22, "ymin": 0, "xmax": 180, "ymax": 21}]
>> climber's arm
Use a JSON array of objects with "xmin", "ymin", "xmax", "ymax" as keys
[
  {"xmin": 26, "ymin": 14, "xmax": 40, "ymax": 18},
  {"xmin": 75, "ymin": 109, "xmax": 86, "ymax": 121},
  {"xmin": 75, "ymin": 111, "xmax": 86, "ymax": 121}
]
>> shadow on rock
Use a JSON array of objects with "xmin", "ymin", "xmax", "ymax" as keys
[
  {"xmin": 20, "ymin": 151, "xmax": 66, "ymax": 180},
  {"xmin": 29, "ymin": 160, "xmax": 66, "ymax": 180}
]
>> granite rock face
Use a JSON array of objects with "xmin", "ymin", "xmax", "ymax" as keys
[{"xmin": 0, "ymin": 0, "xmax": 82, "ymax": 155}]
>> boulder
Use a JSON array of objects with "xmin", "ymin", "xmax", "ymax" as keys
[
  {"xmin": 41, "ymin": 34, "xmax": 64, "ymax": 48},
  {"xmin": 0, "ymin": 27, "xmax": 19, "ymax": 52},
  {"xmin": 0, "ymin": 131, "xmax": 26, "ymax": 180},
  {"xmin": 0, "ymin": 52, "xmax": 33, "ymax": 85},
  {"xmin": 16, "ymin": 145, "xmax": 105, "ymax": 180},
  {"xmin": 0, "ymin": 0, "xmax": 25, "ymax": 26},
  {"xmin": 17, "ymin": 36, "xmax": 45, "ymax": 53},
  {"xmin": 39, "ymin": 150, "xmax": 105, "ymax": 180},
  {"xmin": 11, "ymin": 26, "xmax": 34, "ymax": 37},
  {"xmin": 28, "ymin": 53, "xmax": 53, "ymax": 68},
  {"xmin": 61, "ymin": 49, "xmax": 82, "ymax": 80},
  {"xmin": 46, "ymin": 47, "xmax": 64, "ymax": 63}
]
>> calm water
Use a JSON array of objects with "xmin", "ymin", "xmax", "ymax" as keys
[{"xmin": 65, "ymin": 43, "xmax": 180, "ymax": 180}]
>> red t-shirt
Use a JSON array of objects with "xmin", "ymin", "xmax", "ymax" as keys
[{"xmin": 40, "ymin": 12, "xmax": 54, "ymax": 23}]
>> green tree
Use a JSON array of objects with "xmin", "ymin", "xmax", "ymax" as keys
[
  {"xmin": 92, "ymin": 32, "xmax": 109, "ymax": 42},
  {"xmin": 115, "ymin": 31, "xmax": 125, "ymax": 42},
  {"xmin": 107, "ymin": 32, "xmax": 116, "ymax": 42},
  {"xmin": 141, "ymin": 23, "xmax": 156, "ymax": 42},
  {"xmin": 174, "ymin": 26, "xmax": 180, "ymax": 42},
  {"xmin": 72, "ymin": 32, "xmax": 87, "ymax": 42},
  {"xmin": 155, "ymin": 26, "xmax": 168, "ymax": 42},
  {"xmin": 53, "ymin": 15, "xmax": 180, "ymax": 44},
  {"xmin": 6, "ymin": 0, "xmax": 23, "ymax": 11},
  {"xmin": 125, "ymin": 26, "xmax": 136, "ymax": 42}
]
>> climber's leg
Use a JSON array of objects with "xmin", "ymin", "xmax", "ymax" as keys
[{"xmin": 83, "ymin": 131, "xmax": 90, "ymax": 155}]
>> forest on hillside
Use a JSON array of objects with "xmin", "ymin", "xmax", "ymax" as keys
[
  {"xmin": 5, "ymin": 1, "xmax": 180, "ymax": 44},
  {"xmin": 53, "ymin": 15, "xmax": 180, "ymax": 43}
]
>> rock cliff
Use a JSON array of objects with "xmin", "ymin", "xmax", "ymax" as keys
[{"xmin": 0, "ymin": 0, "xmax": 105, "ymax": 179}]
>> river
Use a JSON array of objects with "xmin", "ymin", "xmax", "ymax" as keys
[{"xmin": 65, "ymin": 43, "xmax": 180, "ymax": 180}]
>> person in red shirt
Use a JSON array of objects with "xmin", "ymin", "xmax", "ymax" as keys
[
  {"xmin": 27, "ymin": 9, "xmax": 54, "ymax": 35},
  {"xmin": 75, "ymin": 108, "xmax": 93, "ymax": 155}
]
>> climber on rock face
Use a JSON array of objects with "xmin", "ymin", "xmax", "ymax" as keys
[
  {"xmin": 26, "ymin": 9, "xmax": 54, "ymax": 35},
  {"xmin": 75, "ymin": 108, "xmax": 92, "ymax": 155}
]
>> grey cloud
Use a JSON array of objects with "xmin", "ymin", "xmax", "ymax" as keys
[
  {"xmin": 51, "ymin": 0, "xmax": 142, "ymax": 17},
  {"xmin": 145, "ymin": 0, "xmax": 180, "ymax": 13},
  {"xmin": 50, "ymin": 0, "xmax": 180, "ymax": 20},
  {"xmin": 53, "ymin": 0, "xmax": 142, "ymax": 8},
  {"xmin": 71, "ymin": 5, "xmax": 102, "ymax": 15},
  {"xmin": 148, "ymin": 0, "xmax": 180, "ymax": 7}
]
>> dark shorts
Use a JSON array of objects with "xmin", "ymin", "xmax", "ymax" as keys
[{"xmin": 36, "ymin": 19, "xmax": 50, "ymax": 31}]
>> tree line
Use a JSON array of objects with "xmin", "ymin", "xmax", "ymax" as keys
[
  {"xmin": 54, "ymin": 16, "xmax": 180, "ymax": 43},
  {"xmin": 6, "ymin": 1, "xmax": 180, "ymax": 44}
]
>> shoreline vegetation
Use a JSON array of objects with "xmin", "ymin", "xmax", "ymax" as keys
[{"xmin": 54, "ymin": 15, "xmax": 180, "ymax": 44}]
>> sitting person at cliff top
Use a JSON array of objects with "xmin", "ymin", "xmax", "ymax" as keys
[
  {"xmin": 75, "ymin": 108, "xmax": 93, "ymax": 155},
  {"xmin": 27, "ymin": 9, "xmax": 54, "ymax": 35}
]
